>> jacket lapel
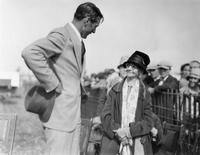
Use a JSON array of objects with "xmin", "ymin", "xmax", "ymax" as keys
[
  {"xmin": 112, "ymin": 78, "xmax": 126, "ymax": 123},
  {"xmin": 135, "ymin": 81, "xmax": 145, "ymax": 122},
  {"xmin": 65, "ymin": 24, "xmax": 82, "ymax": 75}
]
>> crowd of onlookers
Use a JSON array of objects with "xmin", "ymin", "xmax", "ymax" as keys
[
  {"xmin": 82, "ymin": 59, "xmax": 200, "ymax": 97},
  {"xmin": 82, "ymin": 58, "xmax": 200, "ymax": 124},
  {"xmin": 81, "ymin": 58, "xmax": 200, "ymax": 154},
  {"xmin": 82, "ymin": 58, "xmax": 200, "ymax": 120}
]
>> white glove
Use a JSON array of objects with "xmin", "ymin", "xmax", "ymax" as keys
[
  {"xmin": 151, "ymin": 127, "xmax": 158, "ymax": 137},
  {"xmin": 113, "ymin": 127, "xmax": 131, "ymax": 139}
]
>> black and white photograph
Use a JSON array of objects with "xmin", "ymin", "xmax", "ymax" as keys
[{"xmin": 0, "ymin": 0, "xmax": 200, "ymax": 154}]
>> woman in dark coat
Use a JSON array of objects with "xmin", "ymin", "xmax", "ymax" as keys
[{"xmin": 100, "ymin": 51, "xmax": 154, "ymax": 155}]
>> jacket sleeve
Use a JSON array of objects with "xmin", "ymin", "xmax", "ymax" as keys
[
  {"xmin": 22, "ymin": 29, "xmax": 66, "ymax": 92},
  {"xmin": 129, "ymin": 90, "xmax": 153, "ymax": 138},
  {"xmin": 101, "ymin": 90, "xmax": 121, "ymax": 139}
]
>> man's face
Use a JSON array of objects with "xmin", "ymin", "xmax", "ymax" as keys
[
  {"xmin": 125, "ymin": 63, "xmax": 139, "ymax": 79},
  {"xmin": 149, "ymin": 69, "xmax": 159, "ymax": 79},
  {"xmin": 81, "ymin": 17, "xmax": 101, "ymax": 39},
  {"xmin": 158, "ymin": 68, "xmax": 169, "ymax": 78}
]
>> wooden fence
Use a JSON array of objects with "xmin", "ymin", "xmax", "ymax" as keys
[{"xmin": 151, "ymin": 89, "xmax": 200, "ymax": 154}]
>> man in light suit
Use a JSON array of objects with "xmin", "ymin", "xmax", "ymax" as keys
[{"xmin": 22, "ymin": 2, "xmax": 103, "ymax": 154}]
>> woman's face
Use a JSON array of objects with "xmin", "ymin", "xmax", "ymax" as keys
[
  {"xmin": 125, "ymin": 63, "xmax": 139, "ymax": 79},
  {"xmin": 188, "ymin": 76, "xmax": 199, "ymax": 88},
  {"xmin": 182, "ymin": 65, "xmax": 191, "ymax": 78}
]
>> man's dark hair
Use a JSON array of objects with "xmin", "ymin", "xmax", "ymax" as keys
[
  {"xmin": 74, "ymin": 2, "xmax": 104, "ymax": 23},
  {"xmin": 180, "ymin": 63, "xmax": 190, "ymax": 72}
]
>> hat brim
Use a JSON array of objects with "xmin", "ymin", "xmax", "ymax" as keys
[
  {"xmin": 147, "ymin": 66, "xmax": 157, "ymax": 71},
  {"xmin": 39, "ymin": 97, "xmax": 55, "ymax": 122},
  {"xmin": 147, "ymin": 69, "xmax": 156, "ymax": 72},
  {"xmin": 187, "ymin": 74, "xmax": 200, "ymax": 80},
  {"xmin": 117, "ymin": 64, "xmax": 125, "ymax": 69},
  {"xmin": 157, "ymin": 66, "xmax": 170, "ymax": 70},
  {"xmin": 25, "ymin": 85, "xmax": 56, "ymax": 123}
]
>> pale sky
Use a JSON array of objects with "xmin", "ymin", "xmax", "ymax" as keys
[{"xmin": 0, "ymin": 0, "xmax": 200, "ymax": 75}]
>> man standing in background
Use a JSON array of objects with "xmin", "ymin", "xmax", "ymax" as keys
[
  {"xmin": 148, "ymin": 61, "xmax": 179, "ymax": 94},
  {"xmin": 22, "ymin": 2, "xmax": 103, "ymax": 154}
]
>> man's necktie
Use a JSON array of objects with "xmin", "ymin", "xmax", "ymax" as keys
[{"xmin": 81, "ymin": 41, "xmax": 86, "ymax": 65}]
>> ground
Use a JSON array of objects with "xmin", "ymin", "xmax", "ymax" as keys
[
  {"xmin": 0, "ymin": 96, "xmax": 46, "ymax": 155},
  {"xmin": 0, "ymin": 88, "xmax": 100, "ymax": 155}
]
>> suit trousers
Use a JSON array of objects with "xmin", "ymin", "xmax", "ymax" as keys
[{"xmin": 44, "ymin": 124, "xmax": 81, "ymax": 155}]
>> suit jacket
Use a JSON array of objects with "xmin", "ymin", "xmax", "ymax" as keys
[
  {"xmin": 154, "ymin": 75, "xmax": 179, "ymax": 93},
  {"xmin": 101, "ymin": 78, "xmax": 153, "ymax": 155},
  {"xmin": 22, "ymin": 23, "xmax": 84, "ymax": 132}
]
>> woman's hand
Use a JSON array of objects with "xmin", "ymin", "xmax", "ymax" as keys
[
  {"xmin": 113, "ymin": 127, "xmax": 131, "ymax": 140},
  {"xmin": 121, "ymin": 136, "xmax": 130, "ymax": 146}
]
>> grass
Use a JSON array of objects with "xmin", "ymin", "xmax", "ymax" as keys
[
  {"xmin": 0, "ymin": 87, "xmax": 101, "ymax": 155},
  {"xmin": 0, "ymin": 96, "xmax": 46, "ymax": 155}
]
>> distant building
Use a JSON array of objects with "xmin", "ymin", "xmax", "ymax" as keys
[
  {"xmin": 0, "ymin": 72, "xmax": 20, "ymax": 88},
  {"xmin": 0, "ymin": 79, "xmax": 11, "ymax": 89},
  {"xmin": 0, "ymin": 72, "xmax": 20, "ymax": 95}
]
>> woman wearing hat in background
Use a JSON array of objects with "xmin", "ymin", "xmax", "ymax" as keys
[
  {"xmin": 179, "ymin": 68, "xmax": 200, "ymax": 145},
  {"xmin": 180, "ymin": 67, "xmax": 200, "ymax": 123},
  {"xmin": 179, "ymin": 63, "xmax": 191, "ymax": 89},
  {"xmin": 94, "ymin": 56, "xmax": 129, "ymax": 118},
  {"xmin": 100, "ymin": 51, "xmax": 153, "ymax": 155},
  {"xmin": 180, "ymin": 67, "xmax": 200, "ymax": 96},
  {"xmin": 117, "ymin": 56, "xmax": 129, "ymax": 80}
]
